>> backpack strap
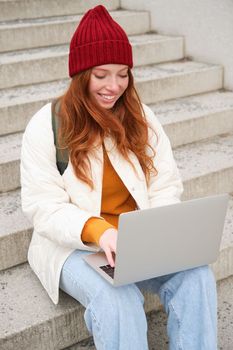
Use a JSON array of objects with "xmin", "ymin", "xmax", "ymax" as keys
[{"xmin": 51, "ymin": 100, "xmax": 69, "ymax": 175}]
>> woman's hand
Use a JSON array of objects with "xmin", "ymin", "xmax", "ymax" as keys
[{"xmin": 99, "ymin": 228, "xmax": 117, "ymax": 267}]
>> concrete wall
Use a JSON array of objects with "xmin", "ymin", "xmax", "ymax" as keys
[{"xmin": 121, "ymin": 0, "xmax": 233, "ymax": 90}]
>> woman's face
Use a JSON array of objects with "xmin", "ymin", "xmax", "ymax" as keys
[{"xmin": 89, "ymin": 64, "xmax": 129, "ymax": 109}]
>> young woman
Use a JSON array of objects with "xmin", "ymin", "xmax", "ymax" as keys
[{"xmin": 21, "ymin": 5, "xmax": 217, "ymax": 349}]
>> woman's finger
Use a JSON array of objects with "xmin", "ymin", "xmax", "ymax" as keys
[{"xmin": 104, "ymin": 247, "xmax": 115, "ymax": 267}]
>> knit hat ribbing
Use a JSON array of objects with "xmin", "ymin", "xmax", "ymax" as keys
[{"xmin": 69, "ymin": 5, "xmax": 133, "ymax": 77}]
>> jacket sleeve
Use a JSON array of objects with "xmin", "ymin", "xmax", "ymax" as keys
[
  {"xmin": 143, "ymin": 104, "xmax": 184, "ymax": 208},
  {"xmin": 81, "ymin": 217, "xmax": 115, "ymax": 245},
  {"xmin": 20, "ymin": 103, "xmax": 99, "ymax": 251}
]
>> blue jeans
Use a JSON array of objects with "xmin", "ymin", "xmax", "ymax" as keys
[{"xmin": 59, "ymin": 250, "xmax": 217, "ymax": 350}]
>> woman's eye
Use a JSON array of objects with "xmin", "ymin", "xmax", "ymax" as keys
[
  {"xmin": 94, "ymin": 75, "xmax": 105, "ymax": 79},
  {"xmin": 93, "ymin": 73, "xmax": 128, "ymax": 79}
]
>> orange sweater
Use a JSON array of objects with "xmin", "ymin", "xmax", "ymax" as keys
[{"xmin": 81, "ymin": 147, "xmax": 137, "ymax": 245}]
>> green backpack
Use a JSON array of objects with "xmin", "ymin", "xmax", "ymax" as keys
[{"xmin": 51, "ymin": 100, "xmax": 69, "ymax": 175}]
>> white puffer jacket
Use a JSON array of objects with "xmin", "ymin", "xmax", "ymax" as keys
[{"xmin": 20, "ymin": 102, "xmax": 183, "ymax": 304}]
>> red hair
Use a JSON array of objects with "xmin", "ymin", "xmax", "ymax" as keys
[{"xmin": 55, "ymin": 69, "xmax": 157, "ymax": 189}]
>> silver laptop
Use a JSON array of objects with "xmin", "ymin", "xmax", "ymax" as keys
[{"xmin": 83, "ymin": 194, "xmax": 228, "ymax": 286}]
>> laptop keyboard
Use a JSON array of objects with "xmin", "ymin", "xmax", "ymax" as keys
[{"xmin": 100, "ymin": 264, "xmax": 115, "ymax": 279}]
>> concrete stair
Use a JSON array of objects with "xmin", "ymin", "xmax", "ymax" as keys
[
  {"xmin": 0, "ymin": 0, "xmax": 119, "ymax": 21},
  {"xmin": 0, "ymin": 10, "xmax": 150, "ymax": 52},
  {"xmin": 1, "ymin": 125, "xmax": 233, "ymax": 195},
  {"xmin": 0, "ymin": 0, "xmax": 233, "ymax": 349},
  {"xmin": 150, "ymin": 91, "xmax": 233, "ymax": 147},
  {"xmin": 0, "ymin": 34, "xmax": 184, "ymax": 89},
  {"xmin": 0, "ymin": 62, "xmax": 223, "ymax": 136}
]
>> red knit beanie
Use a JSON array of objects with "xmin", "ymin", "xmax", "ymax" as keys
[{"xmin": 69, "ymin": 5, "xmax": 133, "ymax": 77}]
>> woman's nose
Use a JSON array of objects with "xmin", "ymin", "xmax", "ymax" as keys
[{"xmin": 105, "ymin": 77, "xmax": 120, "ymax": 92}]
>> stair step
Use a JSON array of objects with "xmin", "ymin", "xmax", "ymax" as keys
[
  {"xmin": 65, "ymin": 275, "xmax": 233, "ymax": 349},
  {"xmin": 0, "ymin": 34, "xmax": 184, "ymax": 89},
  {"xmin": 135, "ymin": 61, "xmax": 222, "ymax": 104},
  {"xmin": 0, "ymin": 263, "xmax": 160, "ymax": 350},
  {"xmin": 0, "ymin": 189, "xmax": 32, "ymax": 271},
  {"xmin": 0, "ymin": 264, "xmax": 231, "ymax": 350},
  {"xmin": 0, "ymin": 10, "xmax": 150, "ymax": 52},
  {"xmin": 217, "ymin": 275, "xmax": 233, "ymax": 350},
  {"xmin": 151, "ymin": 91, "xmax": 233, "ymax": 148},
  {"xmin": 0, "ymin": 61, "xmax": 223, "ymax": 136},
  {"xmin": 0, "ymin": 133, "xmax": 21, "ymax": 192},
  {"xmin": 174, "ymin": 133, "xmax": 233, "ymax": 200},
  {"xmin": 1, "ymin": 124, "xmax": 233, "ymax": 194},
  {"xmin": 0, "ymin": 0, "xmax": 119, "ymax": 22},
  {"xmin": 1, "ymin": 90, "xmax": 232, "ymax": 143}
]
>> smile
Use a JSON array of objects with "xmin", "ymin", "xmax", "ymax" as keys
[{"xmin": 99, "ymin": 94, "xmax": 116, "ymax": 101}]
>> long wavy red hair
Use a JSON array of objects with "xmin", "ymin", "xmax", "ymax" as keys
[{"xmin": 55, "ymin": 68, "xmax": 157, "ymax": 189}]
